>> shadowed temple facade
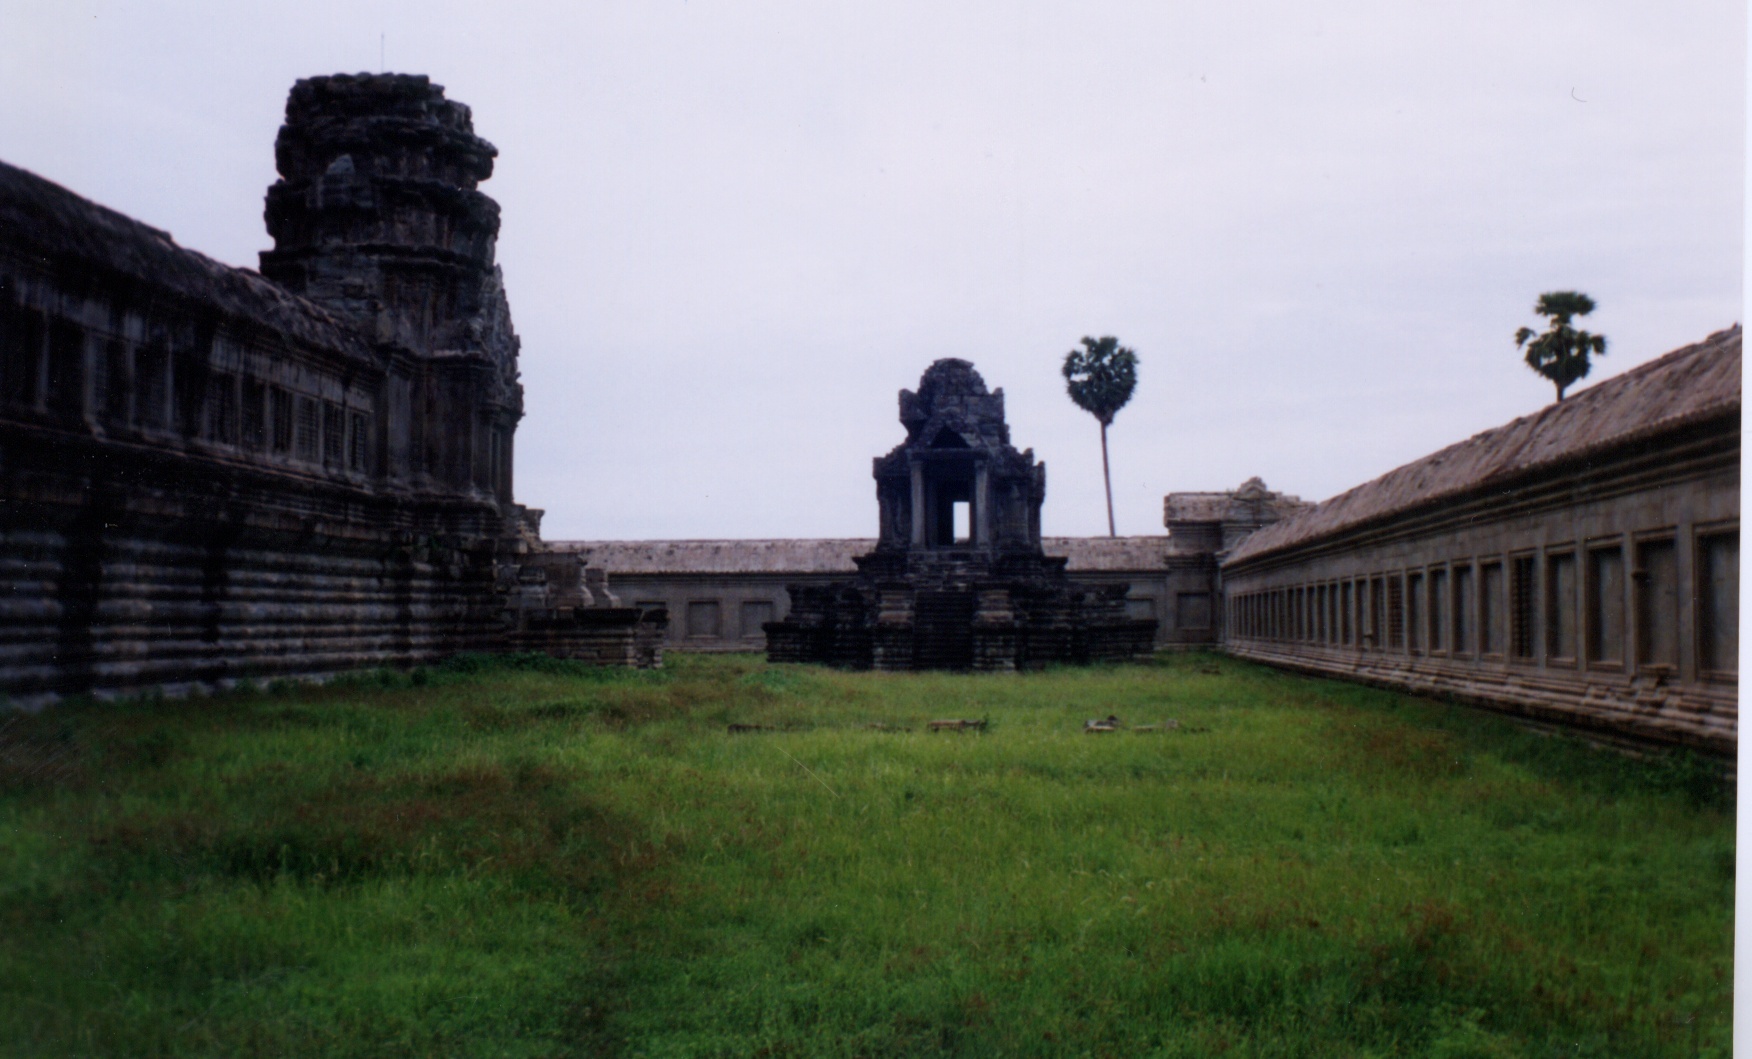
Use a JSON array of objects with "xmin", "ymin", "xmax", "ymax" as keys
[
  {"xmin": 0, "ymin": 74, "xmax": 661, "ymax": 703},
  {"xmin": 763, "ymin": 359, "xmax": 1157, "ymax": 670}
]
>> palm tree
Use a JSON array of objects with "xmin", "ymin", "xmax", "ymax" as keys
[
  {"xmin": 1516, "ymin": 291, "xmax": 1607, "ymax": 402},
  {"xmin": 1061, "ymin": 335, "xmax": 1138, "ymax": 537}
]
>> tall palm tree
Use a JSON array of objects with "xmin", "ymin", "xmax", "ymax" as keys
[
  {"xmin": 1516, "ymin": 291, "xmax": 1607, "ymax": 402},
  {"xmin": 1061, "ymin": 335, "xmax": 1138, "ymax": 537}
]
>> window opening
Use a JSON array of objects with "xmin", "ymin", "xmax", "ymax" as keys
[
  {"xmin": 349, "ymin": 412, "xmax": 370, "ymax": 472},
  {"xmin": 1369, "ymin": 578, "xmax": 1385, "ymax": 648},
  {"xmin": 270, "ymin": 387, "xmax": 294, "ymax": 454},
  {"xmin": 1635, "ymin": 540, "xmax": 1678, "ymax": 670},
  {"xmin": 1510, "ymin": 556, "xmax": 1536, "ymax": 660},
  {"xmin": 294, "ymin": 396, "xmax": 319, "ymax": 461},
  {"xmin": 173, "ymin": 354, "xmax": 205, "ymax": 436},
  {"xmin": 1428, "ymin": 568, "xmax": 1447, "ymax": 652},
  {"xmin": 206, "ymin": 373, "xmax": 237, "ymax": 444},
  {"xmin": 686, "ymin": 600, "xmax": 722, "ymax": 639},
  {"xmin": 1452, "ymin": 565, "xmax": 1473, "ymax": 655},
  {"xmin": 1480, "ymin": 562, "xmax": 1503, "ymax": 655},
  {"xmin": 1698, "ymin": 531, "xmax": 1738, "ymax": 675},
  {"xmin": 1406, "ymin": 574, "xmax": 1424, "ymax": 652},
  {"xmin": 134, "ymin": 346, "xmax": 167, "ymax": 427},
  {"xmin": 242, "ymin": 380, "xmax": 266, "ymax": 450},
  {"xmin": 322, "ymin": 401, "xmax": 344, "ymax": 466},
  {"xmin": 0, "ymin": 301, "xmax": 44, "ymax": 406},
  {"xmin": 1546, "ymin": 552, "xmax": 1576, "ymax": 661},
  {"xmin": 45, "ymin": 318, "xmax": 84, "ymax": 416},
  {"xmin": 1585, "ymin": 547, "xmax": 1624, "ymax": 664},
  {"xmin": 103, "ymin": 341, "xmax": 129, "ymax": 423},
  {"xmin": 740, "ymin": 600, "xmax": 776, "ymax": 639}
]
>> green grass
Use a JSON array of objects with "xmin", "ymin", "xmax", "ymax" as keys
[{"xmin": 0, "ymin": 652, "xmax": 1732, "ymax": 1057}]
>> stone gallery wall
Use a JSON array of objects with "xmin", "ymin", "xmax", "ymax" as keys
[
  {"xmin": 0, "ymin": 75, "xmax": 659, "ymax": 704},
  {"xmin": 553, "ymin": 537, "xmax": 1176, "ymax": 653},
  {"xmin": 1217, "ymin": 328, "xmax": 1740, "ymax": 754}
]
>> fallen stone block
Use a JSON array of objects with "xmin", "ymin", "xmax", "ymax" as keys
[{"xmin": 1131, "ymin": 719, "xmax": 1181, "ymax": 732}]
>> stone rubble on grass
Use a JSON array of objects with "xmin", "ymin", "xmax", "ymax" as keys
[{"xmin": 1131, "ymin": 719, "xmax": 1182, "ymax": 732}]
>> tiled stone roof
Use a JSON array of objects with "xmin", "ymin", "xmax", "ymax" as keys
[
  {"xmin": 0, "ymin": 160, "xmax": 367, "ymax": 357},
  {"xmin": 1226, "ymin": 326, "xmax": 1742, "ymax": 566},
  {"xmin": 553, "ymin": 539, "xmax": 871, "ymax": 575},
  {"xmin": 1041, "ymin": 536, "xmax": 1170, "ymax": 571},
  {"xmin": 551, "ymin": 537, "xmax": 1170, "ymax": 575},
  {"xmin": 1161, "ymin": 493, "xmax": 1230, "ymax": 522}
]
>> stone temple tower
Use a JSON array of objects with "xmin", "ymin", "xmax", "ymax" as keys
[
  {"xmin": 766, "ymin": 359, "xmax": 1156, "ymax": 670},
  {"xmin": 259, "ymin": 73, "xmax": 520, "ymax": 506},
  {"xmin": 871, "ymin": 358, "xmax": 1045, "ymax": 553}
]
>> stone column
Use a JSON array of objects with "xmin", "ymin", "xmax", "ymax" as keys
[
  {"xmin": 974, "ymin": 463, "xmax": 992, "ymax": 546},
  {"xmin": 910, "ymin": 462, "xmax": 926, "ymax": 547}
]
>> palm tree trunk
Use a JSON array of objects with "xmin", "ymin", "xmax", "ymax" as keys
[{"xmin": 1100, "ymin": 420, "xmax": 1115, "ymax": 537}]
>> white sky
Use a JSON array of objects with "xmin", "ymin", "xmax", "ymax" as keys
[{"xmin": 1, "ymin": 1, "xmax": 1743, "ymax": 539}]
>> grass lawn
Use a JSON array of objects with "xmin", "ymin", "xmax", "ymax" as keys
[{"xmin": 0, "ymin": 652, "xmax": 1732, "ymax": 1057}]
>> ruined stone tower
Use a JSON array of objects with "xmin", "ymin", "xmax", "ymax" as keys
[
  {"xmin": 765, "ymin": 359, "xmax": 1156, "ymax": 670},
  {"xmin": 260, "ymin": 73, "xmax": 519, "ymax": 505},
  {"xmin": 0, "ymin": 73, "xmax": 661, "ymax": 703},
  {"xmin": 873, "ymin": 358, "xmax": 1044, "ymax": 553}
]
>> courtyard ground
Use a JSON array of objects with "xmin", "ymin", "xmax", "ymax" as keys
[{"xmin": 0, "ymin": 652, "xmax": 1733, "ymax": 1057}]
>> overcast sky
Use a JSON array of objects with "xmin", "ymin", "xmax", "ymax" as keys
[{"xmin": 2, "ymin": 1, "xmax": 1742, "ymax": 539}]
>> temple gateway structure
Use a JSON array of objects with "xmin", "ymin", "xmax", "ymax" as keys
[{"xmin": 763, "ymin": 359, "xmax": 1157, "ymax": 670}]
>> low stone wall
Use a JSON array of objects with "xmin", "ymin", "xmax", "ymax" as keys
[
  {"xmin": 1224, "ymin": 640, "xmax": 1735, "ymax": 754},
  {"xmin": 507, "ymin": 608, "xmax": 666, "ymax": 669}
]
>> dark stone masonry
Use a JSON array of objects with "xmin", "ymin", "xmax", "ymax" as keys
[
  {"xmin": 764, "ymin": 359, "xmax": 1157, "ymax": 670},
  {"xmin": 0, "ymin": 74, "xmax": 662, "ymax": 704}
]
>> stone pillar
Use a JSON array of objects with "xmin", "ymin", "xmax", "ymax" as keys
[
  {"xmin": 974, "ymin": 462, "xmax": 991, "ymax": 546},
  {"xmin": 910, "ymin": 462, "xmax": 926, "ymax": 548}
]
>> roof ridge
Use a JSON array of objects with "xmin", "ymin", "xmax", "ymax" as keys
[
  {"xmin": 0, "ymin": 157, "xmax": 365, "ymax": 348},
  {"xmin": 1226, "ymin": 327, "xmax": 1740, "ymax": 565}
]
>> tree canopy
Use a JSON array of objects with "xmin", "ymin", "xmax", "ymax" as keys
[
  {"xmin": 1062, "ymin": 336, "xmax": 1138, "ymax": 426},
  {"xmin": 1062, "ymin": 336, "xmax": 1139, "ymax": 536},
  {"xmin": 1516, "ymin": 291, "xmax": 1607, "ymax": 402}
]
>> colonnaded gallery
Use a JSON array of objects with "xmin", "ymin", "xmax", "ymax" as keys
[{"xmin": 0, "ymin": 74, "xmax": 1737, "ymax": 757}]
